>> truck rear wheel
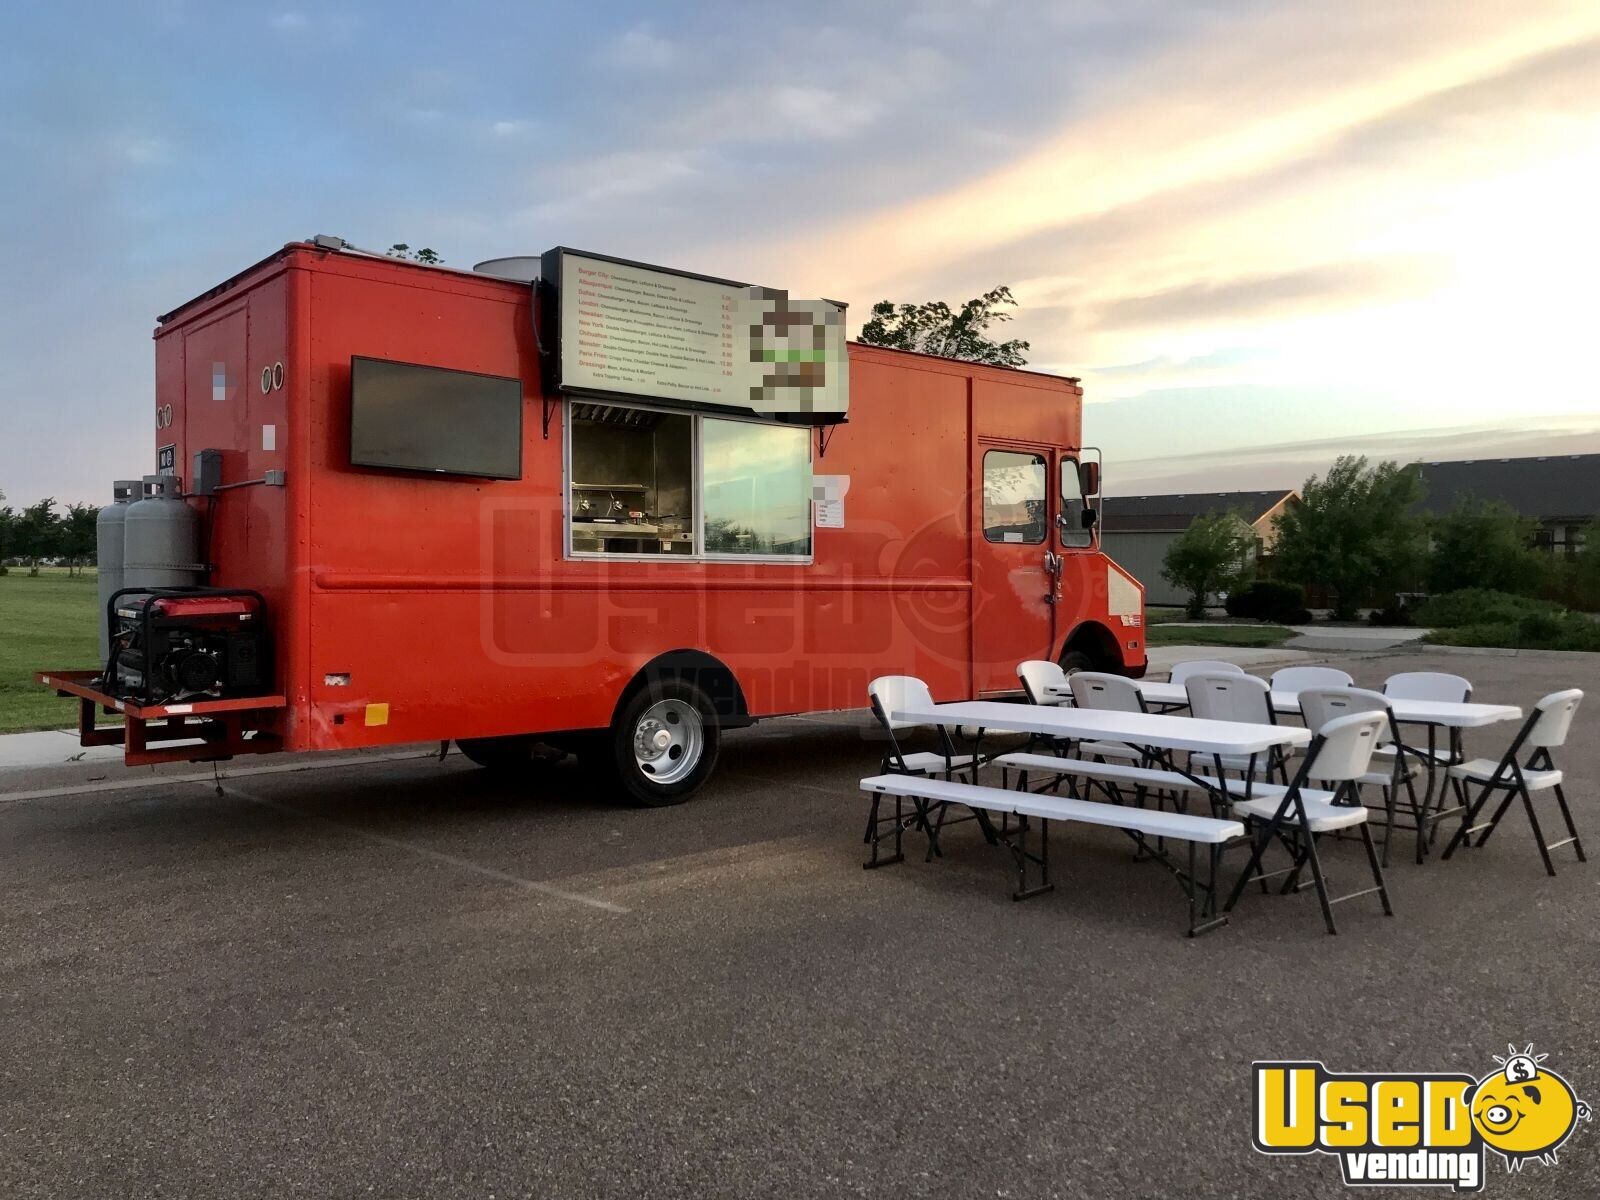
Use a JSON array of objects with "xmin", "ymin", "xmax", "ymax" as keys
[{"xmin": 602, "ymin": 679, "xmax": 721, "ymax": 806}]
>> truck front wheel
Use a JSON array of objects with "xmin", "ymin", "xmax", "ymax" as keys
[{"xmin": 604, "ymin": 679, "xmax": 721, "ymax": 806}]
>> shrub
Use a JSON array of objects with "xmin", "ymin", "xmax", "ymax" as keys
[
  {"xmin": 1226, "ymin": 579, "xmax": 1311, "ymax": 624},
  {"xmin": 1424, "ymin": 611, "xmax": 1600, "ymax": 653},
  {"xmin": 1368, "ymin": 598, "xmax": 1414, "ymax": 626},
  {"xmin": 1425, "ymin": 497, "xmax": 1550, "ymax": 596},
  {"xmin": 1412, "ymin": 588, "xmax": 1560, "ymax": 629}
]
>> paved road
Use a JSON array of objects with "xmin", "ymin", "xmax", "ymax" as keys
[{"xmin": 3, "ymin": 651, "xmax": 1597, "ymax": 1198}]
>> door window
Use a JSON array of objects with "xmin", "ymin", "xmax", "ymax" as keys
[
  {"xmin": 1060, "ymin": 458, "xmax": 1093, "ymax": 549},
  {"xmin": 982, "ymin": 450, "xmax": 1047, "ymax": 544}
]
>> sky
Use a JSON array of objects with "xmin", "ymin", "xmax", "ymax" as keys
[{"xmin": 3, "ymin": 0, "xmax": 1598, "ymax": 507}]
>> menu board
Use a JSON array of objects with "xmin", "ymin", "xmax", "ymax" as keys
[{"xmin": 545, "ymin": 249, "xmax": 847, "ymax": 420}]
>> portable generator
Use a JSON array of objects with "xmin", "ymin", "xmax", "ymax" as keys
[{"xmin": 107, "ymin": 589, "xmax": 270, "ymax": 706}]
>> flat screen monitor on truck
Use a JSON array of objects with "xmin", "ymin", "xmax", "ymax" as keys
[{"xmin": 37, "ymin": 239, "xmax": 1146, "ymax": 804}]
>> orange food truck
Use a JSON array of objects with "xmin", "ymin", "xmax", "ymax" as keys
[{"xmin": 38, "ymin": 238, "xmax": 1145, "ymax": 803}]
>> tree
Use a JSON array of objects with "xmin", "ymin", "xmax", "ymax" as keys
[
  {"xmin": 61, "ymin": 502, "xmax": 99, "ymax": 575},
  {"xmin": 857, "ymin": 285, "xmax": 1030, "ymax": 366},
  {"xmin": 0, "ymin": 490, "xmax": 12, "ymax": 574},
  {"xmin": 1425, "ymin": 497, "xmax": 1548, "ymax": 597},
  {"xmin": 1161, "ymin": 511, "xmax": 1255, "ymax": 619},
  {"xmin": 12, "ymin": 498, "xmax": 61, "ymax": 574},
  {"xmin": 1271, "ymin": 456, "xmax": 1426, "ymax": 621},
  {"xmin": 387, "ymin": 243, "xmax": 443, "ymax": 264},
  {"xmin": 1568, "ymin": 528, "xmax": 1600, "ymax": 611}
]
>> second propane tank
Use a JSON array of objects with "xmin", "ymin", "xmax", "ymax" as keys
[
  {"xmin": 95, "ymin": 479, "xmax": 140, "ymax": 660},
  {"xmin": 123, "ymin": 475, "xmax": 204, "ymax": 592}
]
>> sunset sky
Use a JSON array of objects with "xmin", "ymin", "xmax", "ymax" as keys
[{"xmin": 4, "ymin": 0, "xmax": 1598, "ymax": 505}]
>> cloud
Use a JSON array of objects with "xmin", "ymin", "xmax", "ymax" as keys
[
  {"xmin": 1110, "ymin": 416, "xmax": 1600, "ymax": 495},
  {"xmin": 270, "ymin": 11, "xmax": 307, "ymax": 32},
  {"xmin": 514, "ymin": 149, "xmax": 705, "ymax": 227},
  {"xmin": 715, "ymin": 0, "xmax": 1600, "ymax": 297},
  {"xmin": 599, "ymin": 22, "xmax": 677, "ymax": 70},
  {"xmin": 1084, "ymin": 257, "xmax": 1447, "ymax": 331}
]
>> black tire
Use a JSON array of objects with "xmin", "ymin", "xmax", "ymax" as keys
[
  {"xmin": 455, "ymin": 735, "xmax": 567, "ymax": 772},
  {"xmin": 599, "ymin": 679, "xmax": 721, "ymax": 807},
  {"xmin": 1058, "ymin": 649, "xmax": 1095, "ymax": 676}
]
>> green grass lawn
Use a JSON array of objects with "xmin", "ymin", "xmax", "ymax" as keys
[
  {"xmin": 0, "ymin": 568, "xmax": 101, "ymax": 732},
  {"xmin": 1146, "ymin": 623, "xmax": 1297, "ymax": 648}
]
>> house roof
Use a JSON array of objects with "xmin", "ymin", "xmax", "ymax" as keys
[
  {"xmin": 1103, "ymin": 489, "xmax": 1297, "ymax": 533},
  {"xmin": 1412, "ymin": 454, "xmax": 1600, "ymax": 522}
]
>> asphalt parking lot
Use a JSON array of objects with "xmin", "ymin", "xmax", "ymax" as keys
[{"xmin": 3, "ymin": 649, "xmax": 1598, "ymax": 1199}]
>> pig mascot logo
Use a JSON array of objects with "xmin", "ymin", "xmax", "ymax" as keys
[{"xmin": 1470, "ymin": 1045, "xmax": 1591, "ymax": 1172}]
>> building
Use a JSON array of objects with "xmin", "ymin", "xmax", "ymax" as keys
[
  {"xmin": 1101, "ymin": 489, "xmax": 1298, "ymax": 607},
  {"xmin": 1413, "ymin": 454, "xmax": 1598, "ymax": 556}
]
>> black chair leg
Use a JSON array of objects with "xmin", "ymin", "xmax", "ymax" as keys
[
  {"xmin": 1518, "ymin": 788, "xmax": 1558, "ymax": 877},
  {"xmin": 1223, "ymin": 824, "xmax": 1273, "ymax": 912},
  {"xmin": 1358, "ymin": 822, "xmax": 1394, "ymax": 916},
  {"xmin": 1553, "ymin": 784, "xmax": 1587, "ymax": 863},
  {"xmin": 1441, "ymin": 782, "xmax": 1493, "ymax": 860},
  {"xmin": 1302, "ymin": 834, "xmax": 1339, "ymax": 935},
  {"xmin": 1380, "ymin": 785, "xmax": 1395, "ymax": 867},
  {"xmin": 1473, "ymin": 789, "xmax": 1520, "ymax": 849}
]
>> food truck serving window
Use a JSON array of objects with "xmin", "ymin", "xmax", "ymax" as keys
[{"xmin": 568, "ymin": 403, "xmax": 812, "ymax": 559}]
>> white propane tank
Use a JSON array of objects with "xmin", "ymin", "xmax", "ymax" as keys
[
  {"xmin": 123, "ymin": 475, "xmax": 205, "ymax": 592},
  {"xmin": 95, "ymin": 480, "xmax": 140, "ymax": 661}
]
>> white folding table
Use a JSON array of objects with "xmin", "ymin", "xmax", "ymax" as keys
[
  {"xmin": 1131, "ymin": 682, "xmax": 1521, "ymax": 857},
  {"xmin": 884, "ymin": 699, "xmax": 1311, "ymax": 933},
  {"xmin": 889, "ymin": 698, "xmax": 1312, "ymax": 760},
  {"xmin": 1133, "ymin": 680, "xmax": 1522, "ymax": 730},
  {"xmin": 889, "ymin": 699, "xmax": 1309, "ymax": 810}
]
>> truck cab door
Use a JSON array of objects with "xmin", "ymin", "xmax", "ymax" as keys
[{"xmin": 970, "ymin": 442, "xmax": 1057, "ymax": 696}]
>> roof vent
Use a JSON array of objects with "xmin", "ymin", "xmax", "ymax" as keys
[{"xmin": 473, "ymin": 256, "xmax": 541, "ymax": 283}]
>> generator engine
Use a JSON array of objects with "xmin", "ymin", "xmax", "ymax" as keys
[{"xmin": 109, "ymin": 590, "xmax": 269, "ymax": 706}]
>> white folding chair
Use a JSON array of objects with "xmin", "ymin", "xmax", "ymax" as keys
[
  {"xmin": 1067, "ymin": 672, "xmax": 1151, "ymax": 765},
  {"xmin": 863, "ymin": 676, "xmax": 985, "ymax": 867},
  {"xmin": 1383, "ymin": 672, "xmax": 1472, "ymax": 703},
  {"xmin": 1378, "ymin": 670, "xmax": 1474, "ymax": 848},
  {"xmin": 1184, "ymin": 673, "xmax": 1289, "ymax": 794},
  {"xmin": 866, "ymin": 675, "xmax": 981, "ymax": 781},
  {"xmin": 1299, "ymin": 687, "xmax": 1424, "ymax": 866},
  {"xmin": 1017, "ymin": 660, "xmax": 1070, "ymax": 707},
  {"xmin": 1160, "ymin": 660, "xmax": 1246, "ymax": 713},
  {"xmin": 1169, "ymin": 660, "xmax": 1247, "ymax": 687},
  {"xmin": 1441, "ymin": 690, "xmax": 1586, "ymax": 876},
  {"xmin": 1271, "ymin": 665, "xmax": 1355, "ymax": 695},
  {"xmin": 1224, "ymin": 710, "xmax": 1394, "ymax": 935}
]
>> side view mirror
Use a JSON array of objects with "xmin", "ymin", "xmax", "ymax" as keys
[
  {"xmin": 1081, "ymin": 506, "xmax": 1098, "ymax": 530},
  {"xmin": 1078, "ymin": 461, "xmax": 1101, "ymax": 497}
]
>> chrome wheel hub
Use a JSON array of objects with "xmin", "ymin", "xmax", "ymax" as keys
[{"xmin": 631, "ymin": 700, "xmax": 704, "ymax": 785}]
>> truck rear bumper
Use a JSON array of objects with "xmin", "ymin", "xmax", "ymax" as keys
[{"xmin": 35, "ymin": 669, "xmax": 286, "ymax": 767}]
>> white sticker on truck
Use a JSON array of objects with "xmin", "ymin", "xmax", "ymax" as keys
[{"xmin": 1107, "ymin": 563, "xmax": 1142, "ymax": 617}]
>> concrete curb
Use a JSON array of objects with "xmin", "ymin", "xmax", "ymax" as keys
[{"xmin": 1411, "ymin": 643, "xmax": 1600, "ymax": 664}]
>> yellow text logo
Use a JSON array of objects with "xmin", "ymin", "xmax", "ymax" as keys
[{"xmin": 1255, "ymin": 1061, "xmax": 1483, "ymax": 1190}]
